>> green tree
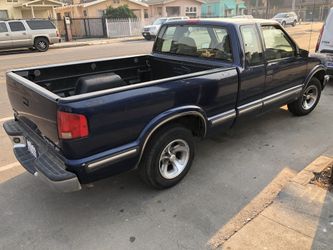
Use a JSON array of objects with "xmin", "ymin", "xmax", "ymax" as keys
[{"xmin": 105, "ymin": 5, "xmax": 137, "ymax": 18}]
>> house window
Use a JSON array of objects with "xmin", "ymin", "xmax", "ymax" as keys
[
  {"xmin": 6, "ymin": 0, "xmax": 18, "ymax": 2},
  {"xmin": 113, "ymin": 0, "xmax": 120, "ymax": 4},
  {"xmin": 144, "ymin": 9, "xmax": 149, "ymax": 18},
  {"xmin": 83, "ymin": 10, "xmax": 88, "ymax": 17},
  {"xmin": 185, "ymin": 6, "xmax": 197, "ymax": 17},
  {"xmin": 0, "ymin": 10, "xmax": 9, "ymax": 19},
  {"xmin": 157, "ymin": 7, "xmax": 162, "ymax": 16}
]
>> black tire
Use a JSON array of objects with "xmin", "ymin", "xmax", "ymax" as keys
[
  {"xmin": 139, "ymin": 125, "xmax": 195, "ymax": 189},
  {"xmin": 292, "ymin": 20, "xmax": 297, "ymax": 27},
  {"xmin": 282, "ymin": 21, "xmax": 286, "ymax": 27},
  {"xmin": 144, "ymin": 36, "xmax": 152, "ymax": 41},
  {"xmin": 34, "ymin": 37, "xmax": 49, "ymax": 52},
  {"xmin": 288, "ymin": 78, "xmax": 322, "ymax": 116}
]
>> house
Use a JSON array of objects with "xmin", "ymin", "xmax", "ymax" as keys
[
  {"xmin": 55, "ymin": 0, "xmax": 149, "ymax": 19},
  {"xmin": 0, "ymin": 0, "xmax": 65, "ymax": 20},
  {"xmin": 144, "ymin": 0, "xmax": 205, "ymax": 18},
  {"xmin": 201, "ymin": 0, "xmax": 246, "ymax": 17}
]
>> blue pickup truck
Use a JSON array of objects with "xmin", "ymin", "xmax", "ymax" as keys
[{"xmin": 4, "ymin": 19, "xmax": 328, "ymax": 192}]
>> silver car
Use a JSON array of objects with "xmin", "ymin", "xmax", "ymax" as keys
[{"xmin": 0, "ymin": 19, "xmax": 61, "ymax": 52}]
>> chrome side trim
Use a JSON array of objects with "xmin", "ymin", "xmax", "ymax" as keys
[
  {"xmin": 208, "ymin": 110, "xmax": 236, "ymax": 126},
  {"xmin": 263, "ymin": 85, "xmax": 303, "ymax": 106},
  {"xmin": 87, "ymin": 148, "xmax": 138, "ymax": 170},
  {"xmin": 238, "ymin": 100, "xmax": 262, "ymax": 115}
]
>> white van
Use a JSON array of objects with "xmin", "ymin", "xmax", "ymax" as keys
[{"xmin": 316, "ymin": 8, "xmax": 333, "ymax": 76}]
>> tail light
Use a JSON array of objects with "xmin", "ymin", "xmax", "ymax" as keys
[
  {"xmin": 57, "ymin": 111, "xmax": 89, "ymax": 140},
  {"xmin": 316, "ymin": 24, "xmax": 324, "ymax": 52}
]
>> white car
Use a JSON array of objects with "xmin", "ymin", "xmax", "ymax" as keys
[
  {"xmin": 315, "ymin": 8, "xmax": 333, "ymax": 77},
  {"xmin": 142, "ymin": 16, "xmax": 189, "ymax": 40},
  {"xmin": 272, "ymin": 12, "xmax": 298, "ymax": 27}
]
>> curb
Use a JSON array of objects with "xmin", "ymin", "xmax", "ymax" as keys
[
  {"xmin": 209, "ymin": 155, "xmax": 333, "ymax": 249},
  {"xmin": 50, "ymin": 37, "xmax": 145, "ymax": 50}
]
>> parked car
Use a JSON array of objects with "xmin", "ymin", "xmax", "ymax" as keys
[
  {"xmin": 272, "ymin": 12, "xmax": 298, "ymax": 27},
  {"xmin": 315, "ymin": 7, "xmax": 333, "ymax": 77},
  {"xmin": 4, "ymin": 18, "xmax": 328, "ymax": 192},
  {"xmin": 0, "ymin": 19, "xmax": 60, "ymax": 52},
  {"xmin": 232, "ymin": 15, "xmax": 254, "ymax": 19},
  {"xmin": 142, "ymin": 16, "xmax": 189, "ymax": 40}
]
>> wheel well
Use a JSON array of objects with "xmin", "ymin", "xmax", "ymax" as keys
[
  {"xmin": 34, "ymin": 36, "xmax": 49, "ymax": 44},
  {"xmin": 150, "ymin": 115, "xmax": 206, "ymax": 140},
  {"xmin": 313, "ymin": 70, "xmax": 326, "ymax": 89}
]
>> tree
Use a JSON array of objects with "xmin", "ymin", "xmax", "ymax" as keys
[{"xmin": 105, "ymin": 5, "xmax": 137, "ymax": 19}]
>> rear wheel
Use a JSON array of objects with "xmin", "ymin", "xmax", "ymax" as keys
[
  {"xmin": 288, "ymin": 78, "xmax": 321, "ymax": 116},
  {"xmin": 292, "ymin": 20, "xmax": 297, "ymax": 27},
  {"xmin": 139, "ymin": 125, "xmax": 195, "ymax": 189},
  {"xmin": 282, "ymin": 21, "xmax": 286, "ymax": 27},
  {"xmin": 34, "ymin": 37, "xmax": 49, "ymax": 52}
]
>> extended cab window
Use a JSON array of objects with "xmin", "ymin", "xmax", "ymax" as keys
[
  {"xmin": 26, "ymin": 20, "xmax": 55, "ymax": 30},
  {"xmin": 240, "ymin": 25, "xmax": 264, "ymax": 66},
  {"xmin": 261, "ymin": 25, "xmax": 295, "ymax": 61},
  {"xmin": 154, "ymin": 25, "xmax": 232, "ymax": 62},
  {"xmin": 8, "ymin": 21, "xmax": 25, "ymax": 32},
  {"xmin": 0, "ymin": 23, "xmax": 8, "ymax": 33}
]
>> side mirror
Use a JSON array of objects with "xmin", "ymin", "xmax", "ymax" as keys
[{"xmin": 298, "ymin": 49, "xmax": 309, "ymax": 58}]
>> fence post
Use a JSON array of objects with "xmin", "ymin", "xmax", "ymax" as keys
[
  {"xmin": 128, "ymin": 18, "xmax": 132, "ymax": 36},
  {"xmin": 102, "ymin": 16, "xmax": 108, "ymax": 38}
]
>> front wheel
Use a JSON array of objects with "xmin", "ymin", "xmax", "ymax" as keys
[
  {"xmin": 282, "ymin": 21, "xmax": 286, "ymax": 27},
  {"xmin": 292, "ymin": 20, "xmax": 297, "ymax": 26},
  {"xmin": 139, "ymin": 125, "xmax": 195, "ymax": 189},
  {"xmin": 34, "ymin": 37, "xmax": 49, "ymax": 52},
  {"xmin": 288, "ymin": 78, "xmax": 322, "ymax": 116}
]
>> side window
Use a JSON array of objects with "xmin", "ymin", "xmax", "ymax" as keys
[
  {"xmin": 261, "ymin": 25, "xmax": 295, "ymax": 61},
  {"xmin": 26, "ymin": 20, "xmax": 55, "ymax": 30},
  {"xmin": 8, "ymin": 21, "xmax": 26, "ymax": 32},
  {"xmin": 240, "ymin": 25, "xmax": 264, "ymax": 66},
  {"xmin": 0, "ymin": 23, "xmax": 8, "ymax": 33}
]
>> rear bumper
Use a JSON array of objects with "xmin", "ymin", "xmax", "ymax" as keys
[{"xmin": 3, "ymin": 119, "xmax": 81, "ymax": 192}]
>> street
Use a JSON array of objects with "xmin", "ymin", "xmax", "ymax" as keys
[{"xmin": 1, "ymin": 29, "xmax": 333, "ymax": 249}]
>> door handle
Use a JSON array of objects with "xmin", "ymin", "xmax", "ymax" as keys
[
  {"xmin": 5, "ymin": 33, "xmax": 9, "ymax": 36},
  {"xmin": 22, "ymin": 32, "xmax": 26, "ymax": 35}
]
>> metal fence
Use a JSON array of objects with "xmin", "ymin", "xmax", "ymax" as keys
[{"xmin": 106, "ymin": 18, "xmax": 154, "ymax": 38}]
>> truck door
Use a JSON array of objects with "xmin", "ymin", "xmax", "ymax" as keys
[
  {"xmin": 237, "ymin": 24, "xmax": 266, "ymax": 117},
  {"xmin": 261, "ymin": 24, "xmax": 307, "ymax": 110},
  {"xmin": 0, "ymin": 22, "xmax": 11, "ymax": 49},
  {"xmin": 8, "ymin": 21, "xmax": 31, "ymax": 48}
]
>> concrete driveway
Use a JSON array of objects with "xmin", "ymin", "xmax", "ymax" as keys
[{"xmin": 1, "ymin": 38, "xmax": 333, "ymax": 249}]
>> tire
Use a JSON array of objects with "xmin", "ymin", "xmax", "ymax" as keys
[
  {"xmin": 282, "ymin": 21, "xmax": 286, "ymax": 27},
  {"xmin": 139, "ymin": 125, "xmax": 195, "ymax": 189},
  {"xmin": 292, "ymin": 20, "xmax": 297, "ymax": 27},
  {"xmin": 34, "ymin": 37, "xmax": 49, "ymax": 52},
  {"xmin": 288, "ymin": 78, "xmax": 322, "ymax": 116},
  {"xmin": 144, "ymin": 36, "xmax": 152, "ymax": 41}
]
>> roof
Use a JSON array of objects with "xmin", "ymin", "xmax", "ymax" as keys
[
  {"xmin": 83, "ymin": 0, "xmax": 148, "ymax": 7},
  {"xmin": 164, "ymin": 18, "xmax": 279, "ymax": 26},
  {"xmin": 144, "ymin": 0, "xmax": 205, "ymax": 5}
]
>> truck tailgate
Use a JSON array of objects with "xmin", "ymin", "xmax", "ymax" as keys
[{"xmin": 6, "ymin": 72, "xmax": 59, "ymax": 145}]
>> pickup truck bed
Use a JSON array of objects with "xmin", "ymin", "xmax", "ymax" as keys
[{"xmin": 4, "ymin": 18, "xmax": 328, "ymax": 192}]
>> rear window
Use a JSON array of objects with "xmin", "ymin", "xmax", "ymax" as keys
[
  {"xmin": 0, "ymin": 23, "xmax": 8, "ymax": 33},
  {"xmin": 154, "ymin": 25, "xmax": 233, "ymax": 62},
  {"xmin": 26, "ymin": 20, "xmax": 55, "ymax": 30}
]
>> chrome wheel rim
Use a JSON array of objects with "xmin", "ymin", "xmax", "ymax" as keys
[
  {"xmin": 159, "ymin": 139, "xmax": 190, "ymax": 179},
  {"xmin": 38, "ymin": 41, "xmax": 46, "ymax": 50},
  {"xmin": 302, "ymin": 85, "xmax": 318, "ymax": 110}
]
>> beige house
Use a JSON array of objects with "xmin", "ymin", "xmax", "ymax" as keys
[
  {"xmin": 55, "ymin": 0, "xmax": 149, "ymax": 19},
  {"xmin": 145, "ymin": 0, "xmax": 204, "ymax": 18},
  {"xmin": 0, "ymin": 0, "xmax": 65, "ymax": 20}
]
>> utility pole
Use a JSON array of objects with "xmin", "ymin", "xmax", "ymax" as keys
[
  {"xmin": 255, "ymin": 0, "xmax": 259, "ymax": 18},
  {"xmin": 292, "ymin": 0, "xmax": 296, "ymax": 12}
]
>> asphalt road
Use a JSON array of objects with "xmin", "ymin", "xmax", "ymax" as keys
[{"xmin": 1, "ymin": 40, "xmax": 333, "ymax": 250}]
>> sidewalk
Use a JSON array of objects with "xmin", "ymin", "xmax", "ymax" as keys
[
  {"xmin": 50, "ymin": 36, "xmax": 145, "ymax": 50},
  {"xmin": 210, "ymin": 154, "xmax": 333, "ymax": 250}
]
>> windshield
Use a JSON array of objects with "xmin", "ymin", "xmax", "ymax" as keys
[
  {"xmin": 154, "ymin": 25, "xmax": 233, "ymax": 62},
  {"xmin": 274, "ymin": 13, "xmax": 287, "ymax": 18},
  {"xmin": 153, "ymin": 18, "xmax": 167, "ymax": 25}
]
